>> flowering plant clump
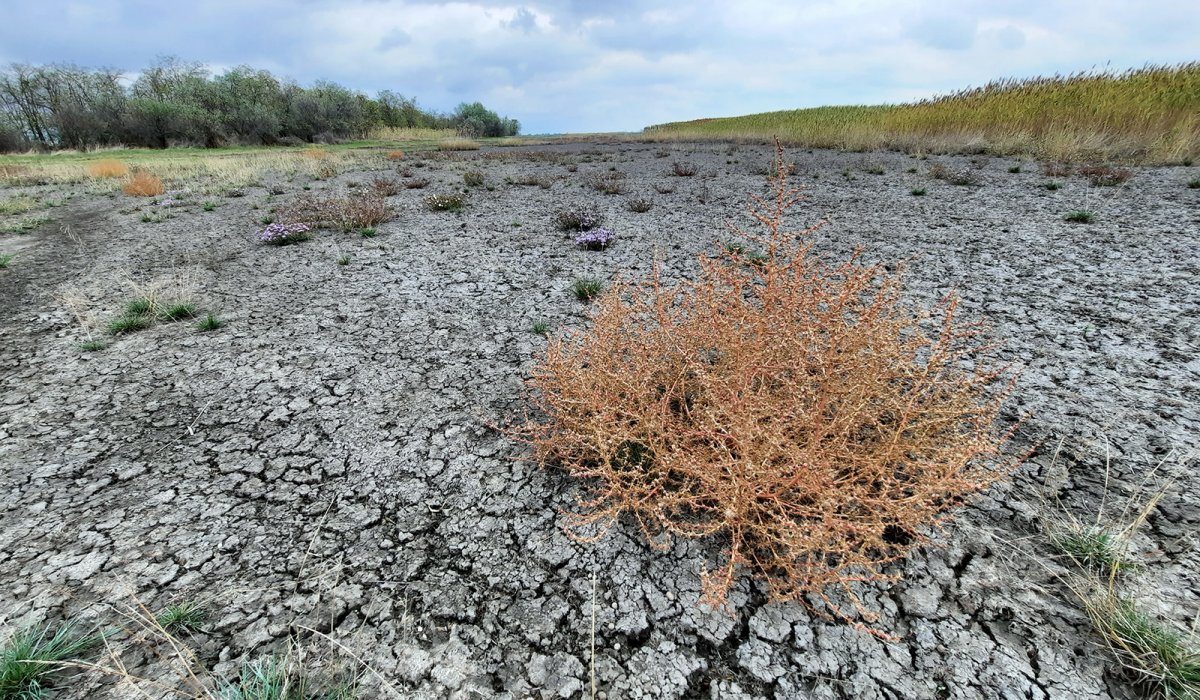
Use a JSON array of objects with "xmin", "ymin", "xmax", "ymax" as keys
[
  {"xmin": 575, "ymin": 227, "xmax": 614, "ymax": 250},
  {"xmin": 555, "ymin": 208, "xmax": 603, "ymax": 231},
  {"xmin": 257, "ymin": 222, "xmax": 312, "ymax": 245}
]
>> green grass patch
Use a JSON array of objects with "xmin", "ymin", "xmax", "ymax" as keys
[
  {"xmin": 0, "ymin": 254, "xmax": 11, "ymax": 268},
  {"xmin": 0, "ymin": 216, "xmax": 52, "ymax": 234},
  {"xmin": 1066, "ymin": 210, "xmax": 1096, "ymax": 223}
]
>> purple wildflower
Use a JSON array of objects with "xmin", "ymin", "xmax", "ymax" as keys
[
  {"xmin": 575, "ymin": 227, "xmax": 614, "ymax": 250},
  {"xmin": 258, "ymin": 222, "xmax": 312, "ymax": 245}
]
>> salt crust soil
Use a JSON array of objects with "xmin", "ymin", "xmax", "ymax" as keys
[{"xmin": 0, "ymin": 141, "xmax": 1198, "ymax": 699}]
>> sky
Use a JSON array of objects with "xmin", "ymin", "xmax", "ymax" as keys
[{"xmin": 0, "ymin": 0, "xmax": 1197, "ymax": 134}]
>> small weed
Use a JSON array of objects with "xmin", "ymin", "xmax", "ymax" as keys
[
  {"xmin": 0, "ymin": 619, "xmax": 104, "ymax": 699},
  {"xmin": 197, "ymin": 313, "xmax": 225, "ymax": 332},
  {"xmin": 555, "ymin": 209, "xmax": 603, "ymax": 232},
  {"xmin": 863, "ymin": 164, "xmax": 885, "ymax": 175},
  {"xmin": 671, "ymin": 161, "xmax": 698, "ymax": 177},
  {"xmin": 627, "ymin": 197, "xmax": 653, "ymax": 213},
  {"xmin": 358, "ymin": 228, "xmax": 377, "ymax": 238},
  {"xmin": 108, "ymin": 314, "xmax": 154, "ymax": 335},
  {"xmin": 1042, "ymin": 181, "xmax": 1062, "ymax": 191},
  {"xmin": 226, "ymin": 188, "xmax": 246, "ymax": 198},
  {"xmin": 910, "ymin": 187, "xmax": 927, "ymax": 196},
  {"xmin": 1187, "ymin": 178, "xmax": 1200, "ymax": 189},
  {"xmin": 463, "ymin": 171, "xmax": 485, "ymax": 187},
  {"xmin": 260, "ymin": 215, "xmax": 275, "ymax": 225},
  {"xmin": 403, "ymin": 178, "xmax": 430, "ymax": 189},
  {"xmin": 424, "ymin": 193, "xmax": 465, "ymax": 212},
  {"xmin": 653, "ymin": 183, "xmax": 675, "ymax": 194},
  {"xmin": 1008, "ymin": 166, "xmax": 1022, "ymax": 173},
  {"xmin": 531, "ymin": 322, "xmax": 550, "ymax": 336},
  {"xmin": 203, "ymin": 201, "xmax": 218, "ymax": 211},
  {"xmin": 155, "ymin": 600, "xmax": 208, "ymax": 634},
  {"xmin": 80, "ymin": 339, "xmax": 107, "ymax": 351},
  {"xmin": 337, "ymin": 254, "xmax": 351, "ymax": 266},
  {"xmin": 571, "ymin": 277, "xmax": 603, "ymax": 302},
  {"xmin": 0, "ymin": 253, "xmax": 11, "ymax": 268},
  {"xmin": 1066, "ymin": 210, "xmax": 1096, "ymax": 223}
]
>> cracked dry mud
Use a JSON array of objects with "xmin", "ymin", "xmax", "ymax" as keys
[{"xmin": 1, "ymin": 142, "xmax": 1198, "ymax": 699}]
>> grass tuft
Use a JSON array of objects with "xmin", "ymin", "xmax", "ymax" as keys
[
  {"xmin": 570, "ymin": 277, "xmax": 604, "ymax": 302},
  {"xmin": 1066, "ymin": 210, "xmax": 1096, "ymax": 223},
  {"xmin": 154, "ymin": 600, "xmax": 208, "ymax": 634},
  {"xmin": 0, "ymin": 254, "xmax": 11, "ymax": 268},
  {"xmin": 107, "ymin": 314, "xmax": 154, "ymax": 335},
  {"xmin": 0, "ymin": 619, "xmax": 103, "ymax": 699},
  {"xmin": 423, "ymin": 193, "xmax": 465, "ymax": 212},
  {"xmin": 197, "ymin": 313, "xmax": 225, "ymax": 332}
]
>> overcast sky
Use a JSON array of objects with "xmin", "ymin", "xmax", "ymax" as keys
[{"xmin": 1, "ymin": 1, "xmax": 1197, "ymax": 134}]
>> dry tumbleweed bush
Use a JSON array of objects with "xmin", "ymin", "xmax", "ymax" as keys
[{"xmin": 518, "ymin": 143, "xmax": 1014, "ymax": 633}]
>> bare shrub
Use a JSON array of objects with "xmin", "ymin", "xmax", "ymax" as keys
[
  {"xmin": 1041, "ymin": 161, "xmax": 1074, "ymax": 177},
  {"xmin": 588, "ymin": 172, "xmax": 626, "ymax": 195},
  {"xmin": 516, "ymin": 143, "xmax": 1012, "ymax": 634},
  {"xmin": 280, "ymin": 192, "xmax": 394, "ymax": 231},
  {"xmin": 671, "ymin": 161, "xmax": 698, "ymax": 176},
  {"xmin": 927, "ymin": 163, "xmax": 980, "ymax": 186},
  {"xmin": 370, "ymin": 176, "xmax": 400, "ymax": 196},
  {"xmin": 1077, "ymin": 164, "xmax": 1133, "ymax": 186},
  {"xmin": 463, "ymin": 170, "xmax": 485, "ymax": 187},
  {"xmin": 403, "ymin": 178, "xmax": 430, "ymax": 189},
  {"xmin": 627, "ymin": 196, "xmax": 653, "ymax": 213}
]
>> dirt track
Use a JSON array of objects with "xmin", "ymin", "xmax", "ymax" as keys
[{"xmin": 1, "ymin": 142, "xmax": 1198, "ymax": 699}]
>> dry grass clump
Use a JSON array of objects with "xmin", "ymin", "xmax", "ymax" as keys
[
  {"xmin": 1077, "ymin": 164, "xmax": 1134, "ymax": 186},
  {"xmin": 369, "ymin": 176, "xmax": 400, "ymax": 197},
  {"xmin": 385, "ymin": 150, "xmax": 406, "ymax": 160},
  {"xmin": 280, "ymin": 192, "xmax": 394, "ymax": 231},
  {"xmin": 121, "ymin": 171, "xmax": 165, "ymax": 197},
  {"xmin": 402, "ymin": 178, "xmax": 430, "ymax": 189},
  {"xmin": 85, "ymin": 159, "xmax": 129, "ymax": 178},
  {"xmin": 518, "ymin": 144, "xmax": 1011, "ymax": 632},
  {"xmin": 302, "ymin": 148, "xmax": 331, "ymax": 160}
]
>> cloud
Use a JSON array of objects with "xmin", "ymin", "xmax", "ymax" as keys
[{"xmin": 0, "ymin": 0, "xmax": 1197, "ymax": 133}]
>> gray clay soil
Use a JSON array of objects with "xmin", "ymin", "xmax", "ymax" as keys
[{"xmin": 1, "ymin": 141, "xmax": 1198, "ymax": 699}]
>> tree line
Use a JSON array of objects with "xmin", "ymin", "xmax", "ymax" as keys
[{"xmin": 0, "ymin": 57, "xmax": 520, "ymax": 152}]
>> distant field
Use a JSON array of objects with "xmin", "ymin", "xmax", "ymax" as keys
[
  {"xmin": 645, "ymin": 63, "xmax": 1200, "ymax": 163},
  {"xmin": 0, "ymin": 129, "xmax": 477, "ymax": 191}
]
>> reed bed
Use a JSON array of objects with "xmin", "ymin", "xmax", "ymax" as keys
[{"xmin": 645, "ymin": 63, "xmax": 1200, "ymax": 163}]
